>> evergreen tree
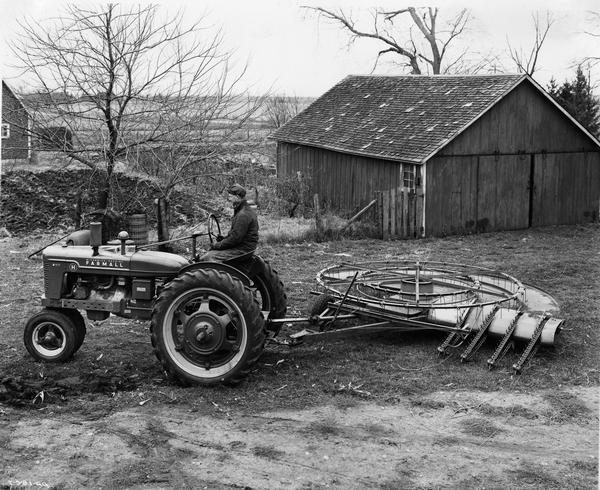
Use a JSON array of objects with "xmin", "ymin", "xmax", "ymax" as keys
[{"xmin": 547, "ymin": 66, "xmax": 600, "ymax": 137}]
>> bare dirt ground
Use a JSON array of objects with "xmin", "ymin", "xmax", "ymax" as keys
[
  {"xmin": 1, "ymin": 224, "xmax": 599, "ymax": 489},
  {"xmin": 1, "ymin": 387, "xmax": 597, "ymax": 489}
]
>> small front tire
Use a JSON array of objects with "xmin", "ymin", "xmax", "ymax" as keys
[
  {"xmin": 63, "ymin": 309, "xmax": 87, "ymax": 352},
  {"xmin": 24, "ymin": 309, "xmax": 78, "ymax": 362}
]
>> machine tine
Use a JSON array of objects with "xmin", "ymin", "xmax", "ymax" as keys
[
  {"xmin": 460, "ymin": 305, "xmax": 499, "ymax": 363},
  {"xmin": 437, "ymin": 331, "xmax": 460, "ymax": 356},
  {"xmin": 437, "ymin": 303, "xmax": 476, "ymax": 356},
  {"xmin": 487, "ymin": 311, "xmax": 522, "ymax": 369},
  {"xmin": 512, "ymin": 315, "xmax": 549, "ymax": 374}
]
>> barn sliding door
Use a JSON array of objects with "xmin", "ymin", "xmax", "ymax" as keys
[
  {"xmin": 531, "ymin": 152, "xmax": 600, "ymax": 226},
  {"xmin": 476, "ymin": 155, "xmax": 530, "ymax": 232}
]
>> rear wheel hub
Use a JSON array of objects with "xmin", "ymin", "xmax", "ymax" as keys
[{"xmin": 183, "ymin": 313, "xmax": 225, "ymax": 355}]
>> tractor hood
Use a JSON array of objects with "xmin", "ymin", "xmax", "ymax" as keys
[
  {"xmin": 129, "ymin": 250, "xmax": 190, "ymax": 276},
  {"xmin": 43, "ymin": 245, "xmax": 189, "ymax": 277}
]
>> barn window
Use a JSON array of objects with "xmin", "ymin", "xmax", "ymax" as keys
[
  {"xmin": 403, "ymin": 166, "xmax": 415, "ymax": 188},
  {"xmin": 1, "ymin": 123, "xmax": 9, "ymax": 139}
]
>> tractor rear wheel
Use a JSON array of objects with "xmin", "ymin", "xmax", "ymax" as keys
[
  {"xmin": 151, "ymin": 269, "xmax": 265, "ymax": 385},
  {"xmin": 24, "ymin": 309, "xmax": 79, "ymax": 362},
  {"xmin": 249, "ymin": 257, "xmax": 287, "ymax": 329}
]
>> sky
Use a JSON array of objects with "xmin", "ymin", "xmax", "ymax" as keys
[{"xmin": 1, "ymin": 0, "xmax": 599, "ymax": 97}]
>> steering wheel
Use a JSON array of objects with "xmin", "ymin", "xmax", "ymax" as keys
[{"xmin": 207, "ymin": 213, "xmax": 222, "ymax": 245}]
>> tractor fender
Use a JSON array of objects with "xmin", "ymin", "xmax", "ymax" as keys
[{"xmin": 179, "ymin": 261, "xmax": 252, "ymax": 287}]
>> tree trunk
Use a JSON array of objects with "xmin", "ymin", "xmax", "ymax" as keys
[{"xmin": 97, "ymin": 171, "xmax": 110, "ymax": 210}]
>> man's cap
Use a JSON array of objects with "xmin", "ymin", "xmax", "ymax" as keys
[{"xmin": 227, "ymin": 183, "xmax": 246, "ymax": 198}]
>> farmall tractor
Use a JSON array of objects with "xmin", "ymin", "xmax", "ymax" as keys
[
  {"xmin": 25, "ymin": 218, "xmax": 287, "ymax": 385},
  {"xmin": 25, "ymin": 218, "xmax": 566, "ymax": 382}
]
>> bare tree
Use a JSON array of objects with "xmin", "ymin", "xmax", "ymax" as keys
[
  {"xmin": 304, "ymin": 6, "xmax": 471, "ymax": 74},
  {"xmin": 583, "ymin": 11, "xmax": 600, "ymax": 69},
  {"xmin": 264, "ymin": 95, "xmax": 301, "ymax": 129},
  {"xmin": 507, "ymin": 11, "xmax": 554, "ymax": 76},
  {"xmin": 8, "ymin": 4, "xmax": 261, "ymax": 208}
]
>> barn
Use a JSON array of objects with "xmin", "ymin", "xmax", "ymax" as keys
[
  {"xmin": 1, "ymin": 80, "xmax": 31, "ymax": 161},
  {"xmin": 270, "ymin": 74, "xmax": 600, "ymax": 237}
]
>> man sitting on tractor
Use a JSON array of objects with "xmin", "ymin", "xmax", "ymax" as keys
[{"xmin": 200, "ymin": 184, "xmax": 259, "ymax": 262}]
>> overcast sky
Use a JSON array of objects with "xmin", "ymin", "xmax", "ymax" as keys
[{"xmin": 1, "ymin": 0, "xmax": 598, "ymax": 97}]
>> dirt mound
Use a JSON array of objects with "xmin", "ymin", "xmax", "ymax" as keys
[
  {"xmin": 0, "ymin": 370, "xmax": 142, "ymax": 407},
  {"xmin": 0, "ymin": 169, "xmax": 210, "ymax": 235}
]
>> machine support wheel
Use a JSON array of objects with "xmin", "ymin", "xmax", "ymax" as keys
[
  {"xmin": 24, "ymin": 309, "xmax": 79, "ymax": 362},
  {"xmin": 309, "ymin": 294, "xmax": 336, "ymax": 329},
  {"xmin": 309, "ymin": 294, "xmax": 335, "ymax": 318},
  {"xmin": 249, "ymin": 257, "xmax": 288, "ymax": 335},
  {"xmin": 150, "ymin": 269, "xmax": 265, "ymax": 386}
]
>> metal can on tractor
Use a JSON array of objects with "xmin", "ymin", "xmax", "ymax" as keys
[{"xmin": 24, "ymin": 219, "xmax": 564, "ymax": 385}]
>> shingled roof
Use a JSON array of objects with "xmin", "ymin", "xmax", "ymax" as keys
[{"xmin": 271, "ymin": 74, "xmax": 527, "ymax": 163}]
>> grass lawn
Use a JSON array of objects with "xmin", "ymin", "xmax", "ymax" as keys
[{"xmin": 0, "ymin": 222, "xmax": 597, "ymax": 414}]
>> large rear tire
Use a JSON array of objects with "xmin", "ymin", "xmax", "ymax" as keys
[
  {"xmin": 249, "ymin": 257, "xmax": 287, "ymax": 333},
  {"xmin": 150, "ymin": 269, "xmax": 265, "ymax": 385}
]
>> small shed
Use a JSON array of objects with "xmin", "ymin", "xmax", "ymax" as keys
[
  {"xmin": 270, "ymin": 74, "xmax": 600, "ymax": 237},
  {"xmin": 1, "ymin": 81, "xmax": 31, "ymax": 161}
]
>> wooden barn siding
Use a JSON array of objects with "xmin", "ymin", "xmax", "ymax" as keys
[
  {"xmin": 277, "ymin": 142, "xmax": 404, "ymax": 215},
  {"xmin": 436, "ymin": 80, "xmax": 599, "ymax": 156},
  {"xmin": 425, "ymin": 155, "xmax": 531, "ymax": 235},
  {"xmin": 1, "ymin": 83, "xmax": 29, "ymax": 160},
  {"xmin": 426, "ymin": 80, "xmax": 600, "ymax": 236},
  {"xmin": 532, "ymin": 152, "xmax": 600, "ymax": 226}
]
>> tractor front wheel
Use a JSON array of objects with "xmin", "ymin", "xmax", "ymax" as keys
[
  {"xmin": 24, "ymin": 309, "xmax": 79, "ymax": 362},
  {"xmin": 64, "ymin": 309, "xmax": 87, "ymax": 352},
  {"xmin": 151, "ymin": 269, "xmax": 265, "ymax": 385}
]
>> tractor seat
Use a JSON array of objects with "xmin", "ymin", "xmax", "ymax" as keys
[{"xmin": 223, "ymin": 250, "xmax": 256, "ymax": 271}]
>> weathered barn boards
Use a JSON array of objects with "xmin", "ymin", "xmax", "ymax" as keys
[
  {"xmin": 1, "ymin": 81, "xmax": 31, "ymax": 161},
  {"xmin": 271, "ymin": 75, "xmax": 600, "ymax": 237}
]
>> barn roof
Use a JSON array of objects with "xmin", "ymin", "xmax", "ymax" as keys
[
  {"xmin": 271, "ymin": 74, "xmax": 532, "ymax": 163},
  {"xmin": 2, "ymin": 80, "xmax": 31, "ymax": 117}
]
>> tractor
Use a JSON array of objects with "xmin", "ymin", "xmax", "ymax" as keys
[
  {"xmin": 24, "ymin": 217, "xmax": 287, "ymax": 385},
  {"xmin": 24, "ymin": 218, "xmax": 566, "ymax": 381}
]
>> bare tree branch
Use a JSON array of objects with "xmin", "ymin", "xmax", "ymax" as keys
[
  {"xmin": 7, "ymin": 4, "xmax": 261, "ymax": 206},
  {"xmin": 582, "ymin": 11, "xmax": 600, "ymax": 68},
  {"xmin": 304, "ymin": 6, "xmax": 471, "ymax": 75},
  {"xmin": 507, "ymin": 11, "xmax": 554, "ymax": 76}
]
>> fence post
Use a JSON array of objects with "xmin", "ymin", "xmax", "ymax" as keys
[
  {"xmin": 402, "ymin": 188, "xmax": 409, "ymax": 238},
  {"xmin": 390, "ymin": 187, "xmax": 397, "ymax": 237},
  {"xmin": 416, "ymin": 191, "xmax": 424, "ymax": 237},
  {"xmin": 382, "ymin": 189, "xmax": 390, "ymax": 240},
  {"xmin": 375, "ymin": 192, "xmax": 383, "ymax": 239},
  {"xmin": 156, "ymin": 197, "xmax": 170, "ymax": 251},
  {"xmin": 314, "ymin": 193, "xmax": 324, "ymax": 241}
]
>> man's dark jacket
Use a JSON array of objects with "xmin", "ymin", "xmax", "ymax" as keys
[{"xmin": 211, "ymin": 200, "xmax": 258, "ymax": 253}]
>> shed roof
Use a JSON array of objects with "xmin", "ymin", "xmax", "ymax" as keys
[{"xmin": 271, "ymin": 74, "xmax": 530, "ymax": 163}]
